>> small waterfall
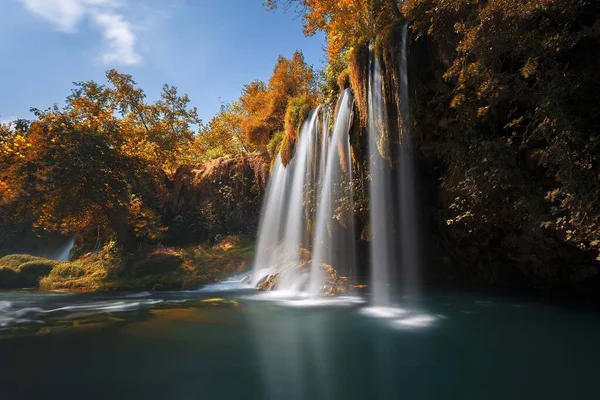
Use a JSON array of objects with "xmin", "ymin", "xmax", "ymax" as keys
[
  {"xmin": 278, "ymin": 111, "xmax": 319, "ymax": 291},
  {"xmin": 53, "ymin": 237, "xmax": 75, "ymax": 261},
  {"xmin": 309, "ymin": 90, "xmax": 355, "ymax": 294},
  {"xmin": 365, "ymin": 24, "xmax": 421, "ymax": 308},
  {"xmin": 367, "ymin": 52, "xmax": 396, "ymax": 307},
  {"xmin": 251, "ymin": 154, "xmax": 290, "ymax": 285},
  {"xmin": 398, "ymin": 23, "xmax": 420, "ymax": 299}
]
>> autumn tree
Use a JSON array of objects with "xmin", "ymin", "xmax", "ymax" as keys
[
  {"xmin": 194, "ymin": 101, "xmax": 256, "ymax": 162},
  {"xmin": 0, "ymin": 71, "xmax": 203, "ymax": 250},
  {"xmin": 106, "ymin": 69, "xmax": 201, "ymax": 172},
  {"xmin": 240, "ymin": 51, "xmax": 318, "ymax": 148},
  {"xmin": 264, "ymin": 0, "xmax": 402, "ymax": 59}
]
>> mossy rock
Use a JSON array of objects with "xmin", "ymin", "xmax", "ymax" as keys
[
  {"xmin": 0, "ymin": 254, "xmax": 44, "ymax": 270},
  {"xmin": 17, "ymin": 260, "xmax": 60, "ymax": 284}
]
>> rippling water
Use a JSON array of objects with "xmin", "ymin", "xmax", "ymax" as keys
[{"xmin": 0, "ymin": 285, "xmax": 599, "ymax": 399}]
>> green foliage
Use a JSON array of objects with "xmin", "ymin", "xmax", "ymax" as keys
[
  {"xmin": 322, "ymin": 50, "xmax": 350, "ymax": 104},
  {"xmin": 194, "ymin": 101, "xmax": 255, "ymax": 162},
  {"xmin": 280, "ymin": 93, "xmax": 315, "ymax": 166},
  {"xmin": 267, "ymin": 131, "xmax": 285, "ymax": 159},
  {"xmin": 38, "ymin": 236, "xmax": 256, "ymax": 291},
  {"xmin": 0, "ymin": 254, "xmax": 42, "ymax": 270}
]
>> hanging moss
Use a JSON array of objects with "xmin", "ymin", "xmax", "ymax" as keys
[
  {"xmin": 377, "ymin": 20, "xmax": 407, "ymax": 147},
  {"xmin": 281, "ymin": 94, "xmax": 314, "ymax": 166},
  {"xmin": 348, "ymin": 43, "xmax": 370, "ymax": 130},
  {"xmin": 267, "ymin": 131, "xmax": 284, "ymax": 159},
  {"xmin": 279, "ymin": 132, "xmax": 295, "ymax": 166},
  {"xmin": 337, "ymin": 69, "xmax": 351, "ymax": 92}
]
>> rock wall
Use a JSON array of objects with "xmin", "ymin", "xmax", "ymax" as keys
[{"xmin": 164, "ymin": 152, "xmax": 269, "ymax": 244}]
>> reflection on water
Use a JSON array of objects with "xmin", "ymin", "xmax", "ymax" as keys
[
  {"xmin": 0, "ymin": 289, "xmax": 599, "ymax": 399},
  {"xmin": 247, "ymin": 303, "xmax": 338, "ymax": 399}
]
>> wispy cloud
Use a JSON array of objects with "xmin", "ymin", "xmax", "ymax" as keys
[
  {"xmin": 20, "ymin": 0, "xmax": 142, "ymax": 65},
  {"xmin": 92, "ymin": 11, "xmax": 141, "ymax": 65}
]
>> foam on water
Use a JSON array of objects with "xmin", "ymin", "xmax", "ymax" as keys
[
  {"xmin": 244, "ymin": 291, "xmax": 365, "ymax": 309},
  {"xmin": 361, "ymin": 305, "xmax": 438, "ymax": 330},
  {"xmin": 125, "ymin": 291, "xmax": 152, "ymax": 298},
  {"xmin": 0, "ymin": 298, "xmax": 165, "ymax": 328}
]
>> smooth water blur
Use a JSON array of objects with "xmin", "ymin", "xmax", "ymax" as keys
[
  {"xmin": 252, "ymin": 154, "xmax": 289, "ymax": 284},
  {"xmin": 310, "ymin": 90, "xmax": 355, "ymax": 293},
  {"xmin": 398, "ymin": 22, "xmax": 421, "ymax": 300},
  {"xmin": 0, "ymin": 288, "xmax": 599, "ymax": 400},
  {"xmin": 368, "ymin": 51, "xmax": 395, "ymax": 307},
  {"xmin": 279, "ymin": 110, "xmax": 318, "ymax": 290}
]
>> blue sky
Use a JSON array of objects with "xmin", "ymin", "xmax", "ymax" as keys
[{"xmin": 0, "ymin": 0, "xmax": 325, "ymax": 124}]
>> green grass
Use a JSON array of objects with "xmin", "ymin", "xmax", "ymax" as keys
[
  {"xmin": 35, "ymin": 235, "xmax": 256, "ymax": 292},
  {"xmin": 0, "ymin": 254, "xmax": 61, "ymax": 288}
]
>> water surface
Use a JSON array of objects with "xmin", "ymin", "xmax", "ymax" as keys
[{"xmin": 0, "ymin": 287, "xmax": 598, "ymax": 399}]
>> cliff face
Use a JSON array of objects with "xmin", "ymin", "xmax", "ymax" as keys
[
  {"xmin": 165, "ymin": 152, "xmax": 269, "ymax": 244},
  {"xmin": 344, "ymin": 10, "xmax": 600, "ymax": 294}
]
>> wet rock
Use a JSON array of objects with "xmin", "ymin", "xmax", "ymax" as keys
[{"xmin": 251, "ymin": 261, "xmax": 349, "ymax": 296}]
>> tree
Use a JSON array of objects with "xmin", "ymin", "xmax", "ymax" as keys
[
  {"xmin": 240, "ymin": 51, "xmax": 318, "ymax": 147},
  {"xmin": 264, "ymin": 0, "xmax": 402, "ymax": 58},
  {"xmin": 195, "ymin": 101, "xmax": 255, "ymax": 161},
  {"xmin": 0, "ymin": 70, "xmax": 203, "ymax": 250},
  {"xmin": 106, "ymin": 70, "xmax": 201, "ymax": 172}
]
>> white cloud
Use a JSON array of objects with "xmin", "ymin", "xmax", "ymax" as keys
[
  {"xmin": 20, "ymin": 0, "xmax": 142, "ymax": 65},
  {"xmin": 92, "ymin": 12, "xmax": 141, "ymax": 65},
  {"xmin": 20, "ymin": 0, "xmax": 85, "ymax": 32}
]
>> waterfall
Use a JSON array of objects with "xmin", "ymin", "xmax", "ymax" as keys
[
  {"xmin": 309, "ymin": 89, "xmax": 355, "ymax": 294},
  {"xmin": 367, "ymin": 51, "xmax": 396, "ymax": 307},
  {"xmin": 251, "ymin": 154, "xmax": 290, "ymax": 285},
  {"xmin": 252, "ymin": 91, "xmax": 355, "ymax": 295},
  {"xmin": 251, "ymin": 26, "xmax": 419, "ymax": 301},
  {"xmin": 365, "ymin": 23, "xmax": 420, "ymax": 308},
  {"xmin": 53, "ymin": 237, "xmax": 75, "ymax": 261},
  {"xmin": 398, "ymin": 22, "xmax": 421, "ymax": 299},
  {"xmin": 278, "ymin": 110, "xmax": 319, "ymax": 291}
]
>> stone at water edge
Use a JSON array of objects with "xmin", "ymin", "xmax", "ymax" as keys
[{"xmin": 250, "ymin": 262, "xmax": 349, "ymax": 296}]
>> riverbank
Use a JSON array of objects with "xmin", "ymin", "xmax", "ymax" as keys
[{"xmin": 0, "ymin": 235, "xmax": 254, "ymax": 292}]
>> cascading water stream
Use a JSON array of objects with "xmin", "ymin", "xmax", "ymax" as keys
[
  {"xmin": 252, "ymin": 28, "xmax": 418, "ymax": 300},
  {"xmin": 251, "ymin": 154, "xmax": 290, "ymax": 285},
  {"xmin": 309, "ymin": 89, "xmax": 355, "ymax": 294},
  {"xmin": 53, "ymin": 237, "xmax": 75, "ymax": 261},
  {"xmin": 367, "ymin": 51, "xmax": 396, "ymax": 308},
  {"xmin": 398, "ymin": 22, "xmax": 421, "ymax": 299},
  {"xmin": 278, "ymin": 110, "xmax": 319, "ymax": 291}
]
